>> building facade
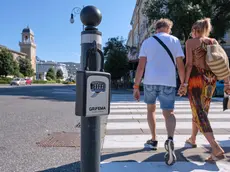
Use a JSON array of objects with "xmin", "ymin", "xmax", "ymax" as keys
[
  {"xmin": 19, "ymin": 26, "xmax": 37, "ymax": 73},
  {"xmin": 36, "ymin": 60, "xmax": 68, "ymax": 80},
  {"xmin": 126, "ymin": 0, "xmax": 152, "ymax": 82},
  {"xmin": 127, "ymin": 0, "xmax": 154, "ymax": 53},
  {"xmin": 61, "ymin": 62, "xmax": 80, "ymax": 80}
]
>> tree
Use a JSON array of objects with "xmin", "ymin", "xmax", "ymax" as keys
[
  {"xmin": 18, "ymin": 57, "xmax": 34, "ymax": 77},
  {"xmin": 56, "ymin": 69, "xmax": 64, "ymax": 79},
  {"xmin": 104, "ymin": 37, "xmax": 129, "ymax": 87},
  {"xmin": 38, "ymin": 73, "xmax": 42, "ymax": 80},
  {"xmin": 0, "ymin": 48, "xmax": 15, "ymax": 77},
  {"xmin": 12, "ymin": 60, "xmax": 20, "ymax": 77},
  {"xmin": 46, "ymin": 68, "xmax": 55, "ymax": 80},
  {"xmin": 143, "ymin": 0, "xmax": 230, "ymax": 41}
]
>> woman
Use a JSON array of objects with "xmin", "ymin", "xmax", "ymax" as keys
[{"xmin": 179, "ymin": 18, "xmax": 230, "ymax": 162}]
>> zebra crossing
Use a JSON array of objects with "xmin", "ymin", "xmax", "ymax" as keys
[{"xmin": 100, "ymin": 94, "xmax": 230, "ymax": 172}]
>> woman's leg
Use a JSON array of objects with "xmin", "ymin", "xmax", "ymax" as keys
[
  {"xmin": 203, "ymin": 132, "xmax": 224, "ymax": 156},
  {"xmin": 187, "ymin": 67, "xmax": 224, "ymax": 159},
  {"xmin": 190, "ymin": 119, "xmax": 199, "ymax": 143}
]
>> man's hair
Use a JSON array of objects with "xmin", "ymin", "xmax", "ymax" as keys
[{"xmin": 154, "ymin": 18, "xmax": 173, "ymax": 30}]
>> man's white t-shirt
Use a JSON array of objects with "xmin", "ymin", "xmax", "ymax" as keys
[{"xmin": 139, "ymin": 32, "xmax": 185, "ymax": 87}]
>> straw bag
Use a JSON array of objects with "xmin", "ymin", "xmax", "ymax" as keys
[{"xmin": 202, "ymin": 41, "xmax": 230, "ymax": 80}]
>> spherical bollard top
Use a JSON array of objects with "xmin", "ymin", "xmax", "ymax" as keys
[{"xmin": 80, "ymin": 6, "xmax": 102, "ymax": 27}]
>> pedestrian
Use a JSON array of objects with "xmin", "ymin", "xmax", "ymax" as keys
[
  {"xmin": 133, "ymin": 18, "xmax": 185, "ymax": 165},
  {"xmin": 179, "ymin": 17, "xmax": 230, "ymax": 162}
]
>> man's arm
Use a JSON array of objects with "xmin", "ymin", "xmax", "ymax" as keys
[
  {"xmin": 176, "ymin": 57, "xmax": 185, "ymax": 84},
  {"xmin": 175, "ymin": 39, "xmax": 186, "ymax": 85},
  {"xmin": 134, "ymin": 57, "xmax": 147, "ymax": 86}
]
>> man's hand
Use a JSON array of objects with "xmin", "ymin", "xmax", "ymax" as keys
[
  {"xmin": 133, "ymin": 57, "xmax": 146, "ymax": 102},
  {"xmin": 133, "ymin": 88, "xmax": 140, "ymax": 102},
  {"xmin": 178, "ymin": 84, "xmax": 187, "ymax": 97}
]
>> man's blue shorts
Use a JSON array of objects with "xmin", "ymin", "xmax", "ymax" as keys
[{"xmin": 144, "ymin": 84, "xmax": 176, "ymax": 110}]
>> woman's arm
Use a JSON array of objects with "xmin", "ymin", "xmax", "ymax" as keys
[
  {"xmin": 224, "ymin": 76, "xmax": 230, "ymax": 94},
  {"xmin": 184, "ymin": 40, "xmax": 193, "ymax": 84}
]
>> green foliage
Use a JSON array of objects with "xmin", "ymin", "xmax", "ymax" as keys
[
  {"xmin": 46, "ymin": 80, "xmax": 57, "ymax": 84},
  {"xmin": 12, "ymin": 60, "xmax": 20, "ymax": 77},
  {"xmin": 103, "ymin": 37, "xmax": 129, "ymax": 81},
  {"xmin": 18, "ymin": 73, "xmax": 24, "ymax": 78},
  {"xmin": 32, "ymin": 80, "xmax": 47, "ymax": 84},
  {"xmin": 56, "ymin": 79, "xmax": 62, "ymax": 83},
  {"xmin": 62, "ymin": 81, "xmax": 76, "ymax": 84},
  {"xmin": 46, "ymin": 68, "xmax": 56, "ymax": 80},
  {"xmin": 32, "ymin": 80, "xmax": 57, "ymax": 84},
  {"xmin": 143, "ymin": 0, "xmax": 230, "ymax": 41},
  {"xmin": 0, "ymin": 48, "xmax": 15, "ymax": 77},
  {"xmin": 18, "ymin": 57, "xmax": 34, "ymax": 77},
  {"xmin": 38, "ymin": 73, "xmax": 42, "ymax": 80},
  {"xmin": 0, "ymin": 77, "xmax": 12, "ymax": 84},
  {"xmin": 46, "ymin": 76, "xmax": 52, "ymax": 81},
  {"xmin": 56, "ymin": 69, "xmax": 64, "ymax": 79}
]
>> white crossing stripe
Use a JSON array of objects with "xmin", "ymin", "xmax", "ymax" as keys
[
  {"xmin": 111, "ymin": 101, "xmax": 221, "ymax": 105},
  {"xmin": 110, "ymin": 108, "xmax": 225, "ymax": 113},
  {"xmin": 106, "ymin": 122, "xmax": 230, "ymax": 130},
  {"xmin": 103, "ymin": 135, "xmax": 230, "ymax": 149},
  {"xmin": 110, "ymin": 104, "xmax": 222, "ymax": 108},
  {"xmin": 110, "ymin": 94, "xmax": 224, "ymax": 102},
  {"xmin": 108, "ymin": 114, "xmax": 230, "ymax": 119}
]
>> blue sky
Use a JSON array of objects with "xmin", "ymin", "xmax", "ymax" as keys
[{"xmin": 0, "ymin": 0, "xmax": 135, "ymax": 63}]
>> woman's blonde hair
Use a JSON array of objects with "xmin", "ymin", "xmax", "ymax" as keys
[{"xmin": 192, "ymin": 18, "xmax": 212, "ymax": 37}]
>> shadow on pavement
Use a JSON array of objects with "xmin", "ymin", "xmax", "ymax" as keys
[
  {"xmin": 39, "ymin": 162, "xmax": 80, "ymax": 172},
  {"xmin": 100, "ymin": 147, "xmax": 221, "ymax": 172},
  {"xmin": 101, "ymin": 148, "xmax": 147, "ymax": 161},
  {"xmin": 41, "ymin": 147, "xmax": 222, "ymax": 172}
]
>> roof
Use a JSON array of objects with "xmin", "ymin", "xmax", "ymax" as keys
[
  {"xmin": 22, "ymin": 26, "xmax": 34, "ymax": 35},
  {"xmin": 0, "ymin": 44, "xmax": 27, "ymax": 56}
]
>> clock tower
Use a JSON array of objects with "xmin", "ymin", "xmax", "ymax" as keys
[{"xmin": 19, "ymin": 26, "xmax": 37, "ymax": 74}]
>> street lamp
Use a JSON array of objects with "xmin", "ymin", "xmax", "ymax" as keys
[
  {"xmin": 70, "ymin": 6, "xmax": 84, "ymax": 30},
  {"xmin": 70, "ymin": 13, "xmax": 75, "ymax": 24}
]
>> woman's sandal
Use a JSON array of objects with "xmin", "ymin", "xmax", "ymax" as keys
[
  {"xmin": 185, "ymin": 138, "xmax": 197, "ymax": 148},
  {"xmin": 205, "ymin": 152, "xmax": 226, "ymax": 163}
]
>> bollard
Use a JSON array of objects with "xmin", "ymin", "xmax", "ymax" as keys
[{"xmin": 75, "ymin": 5, "xmax": 111, "ymax": 172}]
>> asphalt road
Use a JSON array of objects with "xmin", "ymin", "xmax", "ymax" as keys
[{"xmin": 0, "ymin": 84, "xmax": 107, "ymax": 172}]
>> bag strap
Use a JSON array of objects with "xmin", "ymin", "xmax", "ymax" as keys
[{"xmin": 153, "ymin": 35, "xmax": 175, "ymax": 67}]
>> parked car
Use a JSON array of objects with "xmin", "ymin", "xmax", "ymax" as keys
[
  {"xmin": 213, "ymin": 80, "xmax": 224, "ymax": 97},
  {"xmin": 25, "ymin": 78, "xmax": 32, "ymax": 85},
  {"xmin": 10, "ymin": 78, "xmax": 26, "ymax": 86}
]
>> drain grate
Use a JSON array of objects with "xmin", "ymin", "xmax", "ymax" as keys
[
  {"xmin": 36, "ymin": 132, "xmax": 80, "ymax": 147},
  {"xmin": 75, "ymin": 122, "xmax": 81, "ymax": 128}
]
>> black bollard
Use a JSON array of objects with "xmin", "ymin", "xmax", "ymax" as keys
[{"xmin": 75, "ymin": 5, "xmax": 111, "ymax": 172}]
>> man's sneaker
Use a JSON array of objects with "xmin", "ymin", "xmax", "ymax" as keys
[
  {"xmin": 144, "ymin": 139, "xmax": 158, "ymax": 150},
  {"xmin": 164, "ymin": 139, "xmax": 177, "ymax": 166}
]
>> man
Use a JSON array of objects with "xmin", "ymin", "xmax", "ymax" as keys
[{"xmin": 133, "ymin": 18, "xmax": 185, "ymax": 165}]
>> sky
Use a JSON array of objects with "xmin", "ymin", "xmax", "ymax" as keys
[{"xmin": 0, "ymin": 0, "xmax": 135, "ymax": 63}]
